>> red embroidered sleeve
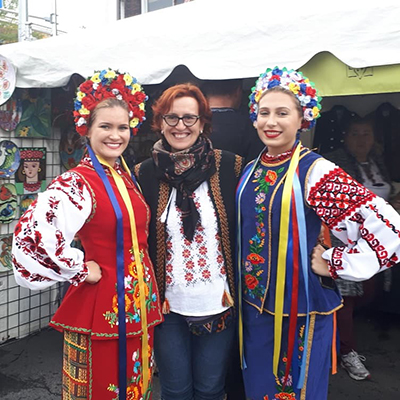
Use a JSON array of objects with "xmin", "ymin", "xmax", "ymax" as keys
[
  {"xmin": 308, "ymin": 166, "xmax": 376, "ymax": 230},
  {"xmin": 12, "ymin": 171, "xmax": 91, "ymax": 290}
]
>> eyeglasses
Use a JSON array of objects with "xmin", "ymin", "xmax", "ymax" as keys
[{"xmin": 162, "ymin": 114, "xmax": 201, "ymax": 127}]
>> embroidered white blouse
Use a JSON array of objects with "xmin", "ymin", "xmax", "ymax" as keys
[{"xmin": 161, "ymin": 181, "xmax": 230, "ymax": 316}]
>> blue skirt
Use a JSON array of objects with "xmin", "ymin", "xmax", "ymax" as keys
[{"xmin": 242, "ymin": 302, "xmax": 334, "ymax": 400}]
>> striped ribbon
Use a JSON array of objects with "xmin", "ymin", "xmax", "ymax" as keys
[
  {"xmin": 292, "ymin": 168, "xmax": 310, "ymax": 389},
  {"xmin": 282, "ymin": 190, "xmax": 299, "ymax": 388},
  {"xmin": 87, "ymin": 145, "xmax": 149, "ymax": 398},
  {"xmin": 273, "ymin": 143, "xmax": 301, "ymax": 376}
]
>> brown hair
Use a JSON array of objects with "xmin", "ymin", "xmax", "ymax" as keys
[
  {"xmin": 88, "ymin": 98, "xmax": 129, "ymax": 128},
  {"xmin": 259, "ymin": 86, "xmax": 303, "ymax": 117},
  {"xmin": 151, "ymin": 83, "xmax": 212, "ymax": 136}
]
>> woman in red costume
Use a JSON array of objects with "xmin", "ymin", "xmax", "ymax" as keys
[{"xmin": 12, "ymin": 69, "xmax": 163, "ymax": 400}]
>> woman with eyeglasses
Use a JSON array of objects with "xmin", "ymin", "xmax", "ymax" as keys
[{"xmin": 134, "ymin": 83, "xmax": 244, "ymax": 400}]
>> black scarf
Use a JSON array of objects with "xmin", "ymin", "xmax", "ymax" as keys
[{"xmin": 152, "ymin": 136, "xmax": 216, "ymax": 241}]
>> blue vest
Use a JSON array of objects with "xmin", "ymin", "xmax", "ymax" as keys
[{"xmin": 239, "ymin": 147, "xmax": 342, "ymax": 315}]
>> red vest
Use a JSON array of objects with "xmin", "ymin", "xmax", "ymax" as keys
[{"xmin": 50, "ymin": 161, "xmax": 163, "ymax": 339}]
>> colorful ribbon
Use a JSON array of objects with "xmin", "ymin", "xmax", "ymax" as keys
[
  {"xmin": 292, "ymin": 168, "xmax": 310, "ymax": 389},
  {"xmin": 273, "ymin": 143, "xmax": 301, "ymax": 376},
  {"xmin": 283, "ymin": 190, "xmax": 299, "ymax": 389},
  {"xmin": 87, "ymin": 145, "xmax": 149, "ymax": 398}
]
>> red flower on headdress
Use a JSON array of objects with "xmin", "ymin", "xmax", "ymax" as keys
[
  {"xmin": 79, "ymin": 80, "xmax": 93, "ymax": 92},
  {"xmin": 306, "ymin": 86, "xmax": 316, "ymax": 96},
  {"xmin": 81, "ymin": 94, "xmax": 98, "ymax": 110},
  {"xmin": 132, "ymin": 107, "xmax": 145, "ymax": 119},
  {"xmin": 135, "ymin": 92, "xmax": 146, "ymax": 104},
  {"xmin": 74, "ymin": 69, "xmax": 147, "ymax": 137}
]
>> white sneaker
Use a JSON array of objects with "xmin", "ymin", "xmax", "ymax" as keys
[{"xmin": 341, "ymin": 350, "xmax": 371, "ymax": 381}]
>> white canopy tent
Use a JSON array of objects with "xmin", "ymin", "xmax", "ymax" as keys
[{"xmin": 1, "ymin": 0, "xmax": 400, "ymax": 94}]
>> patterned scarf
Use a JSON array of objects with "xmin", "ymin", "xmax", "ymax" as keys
[{"xmin": 152, "ymin": 136, "xmax": 216, "ymax": 241}]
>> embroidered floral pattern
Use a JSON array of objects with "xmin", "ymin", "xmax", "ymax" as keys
[
  {"xmin": 12, "ymin": 172, "xmax": 89, "ymax": 285},
  {"xmin": 165, "ymin": 193, "xmax": 225, "ymax": 288},
  {"xmin": 269, "ymin": 325, "xmax": 305, "ymax": 399},
  {"xmin": 103, "ymin": 250, "xmax": 158, "ymax": 328},
  {"xmin": 243, "ymin": 167, "xmax": 284, "ymax": 299},
  {"xmin": 107, "ymin": 343, "xmax": 154, "ymax": 400},
  {"xmin": 47, "ymin": 173, "xmax": 85, "ymax": 210}
]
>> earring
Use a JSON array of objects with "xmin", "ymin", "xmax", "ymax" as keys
[
  {"xmin": 38, "ymin": 168, "xmax": 41, "ymax": 172},
  {"xmin": 22, "ymin": 170, "xmax": 25, "ymax": 175},
  {"xmin": 200, "ymin": 130, "xmax": 203, "ymax": 135},
  {"xmin": 161, "ymin": 130, "xmax": 164, "ymax": 135}
]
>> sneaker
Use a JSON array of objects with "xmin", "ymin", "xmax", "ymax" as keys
[{"xmin": 341, "ymin": 350, "xmax": 371, "ymax": 381}]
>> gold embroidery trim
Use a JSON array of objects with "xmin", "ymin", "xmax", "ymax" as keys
[
  {"xmin": 300, "ymin": 313, "xmax": 316, "ymax": 400},
  {"xmin": 234, "ymin": 154, "xmax": 244, "ymax": 177},
  {"xmin": 244, "ymin": 298, "xmax": 343, "ymax": 316},
  {"xmin": 209, "ymin": 150, "xmax": 236, "ymax": 302},
  {"xmin": 157, "ymin": 182, "xmax": 170, "ymax": 302}
]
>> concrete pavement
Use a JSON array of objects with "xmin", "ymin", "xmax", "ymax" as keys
[{"xmin": 0, "ymin": 312, "xmax": 399, "ymax": 399}]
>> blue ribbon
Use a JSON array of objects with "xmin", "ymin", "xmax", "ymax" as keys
[
  {"xmin": 292, "ymin": 172, "xmax": 310, "ymax": 389},
  {"xmin": 86, "ymin": 145, "xmax": 127, "ymax": 400}
]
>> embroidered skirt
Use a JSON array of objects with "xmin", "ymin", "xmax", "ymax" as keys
[
  {"xmin": 242, "ymin": 302, "xmax": 334, "ymax": 400},
  {"xmin": 62, "ymin": 329, "xmax": 155, "ymax": 400}
]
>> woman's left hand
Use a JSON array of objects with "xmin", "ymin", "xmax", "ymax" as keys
[{"xmin": 311, "ymin": 244, "xmax": 331, "ymax": 277}]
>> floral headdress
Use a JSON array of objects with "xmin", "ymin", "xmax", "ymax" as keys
[
  {"xmin": 73, "ymin": 69, "xmax": 147, "ymax": 136},
  {"xmin": 249, "ymin": 67, "xmax": 322, "ymax": 132}
]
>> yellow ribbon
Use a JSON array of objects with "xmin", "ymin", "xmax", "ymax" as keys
[
  {"xmin": 273, "ymin": 143, "xmax": 301, "ymax": 377},
  {"xmin": 97, "ymin": 155, "xmax": 150, "ymax": 394}
]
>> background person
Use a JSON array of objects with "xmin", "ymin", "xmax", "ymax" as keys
[
  {"xmin": 236, "ymin": 67, "xmax": 400, "ymax": 400},
  {"xmin": 12, "ymin": 69, "xmax": 162, "ymax": 400},
  {"xmin": 135, "ymin": 83, "xmax": 244, "ymax": 400},
  {"xmin": 202, "ymin": 79, "xmax": 264, "ymax": 164},
  {"xmin": 324, "ymin": 115, "xmax": 400, "ymax": 380}
]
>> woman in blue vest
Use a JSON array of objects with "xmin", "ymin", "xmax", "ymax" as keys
[{"xmin": 236, "ymin": 67, "xmax": 400, "ymax": 399}]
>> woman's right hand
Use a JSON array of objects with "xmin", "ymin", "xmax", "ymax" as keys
[{"xmin": 84, "ymin": 261, "xmax": 102, "ymax": 284}]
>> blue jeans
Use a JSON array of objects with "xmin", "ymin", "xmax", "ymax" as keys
[{"xmin": 154, "ymin": 312, "xmax": 234, "ymax": 400}]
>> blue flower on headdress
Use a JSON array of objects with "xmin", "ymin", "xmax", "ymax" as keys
[
  {"xmin": 299, "ymin": 83, "xmax": 307, "ymax": 93},
  {"xmin": 272, "ymin": 67, "xmax": 283, "ymax": 76},
  {"xmin": 308, "ymin": 99, "xmax": 318, "ymax": 108},
  {"xmin": 268, "ymin": 79, "xmax": 281, "ymax": 89}
]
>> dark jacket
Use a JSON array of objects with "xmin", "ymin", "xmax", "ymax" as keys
[{"xmin": 135, "ymin": 149, "xmax": 244, "ymax": 306}]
